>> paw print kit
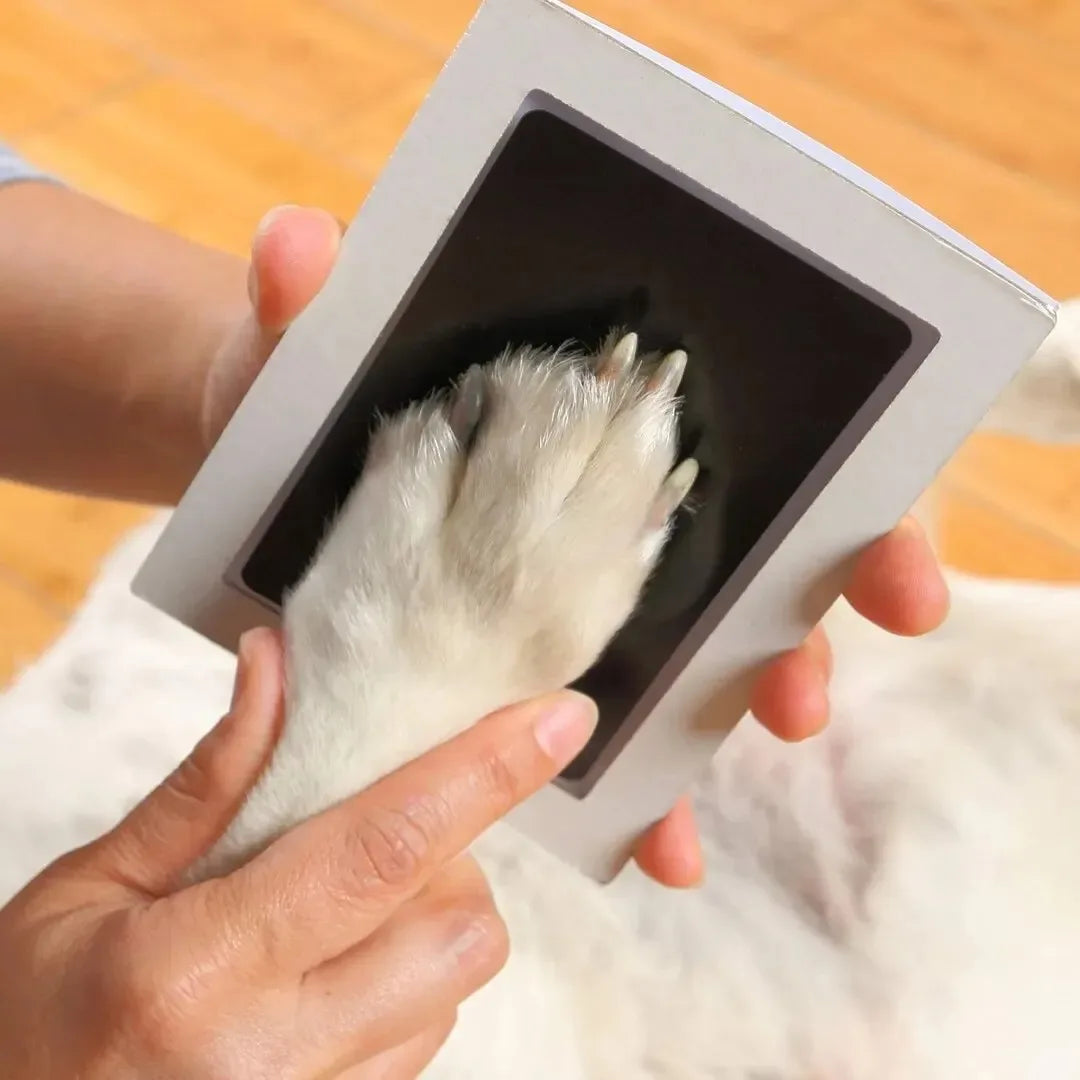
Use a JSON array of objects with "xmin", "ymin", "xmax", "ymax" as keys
[{"xmin": 135, "ymin": 0, "xmax": 1057, "ymax": 881}]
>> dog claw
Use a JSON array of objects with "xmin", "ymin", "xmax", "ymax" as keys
[
  {"xmin": 649, "ymin": 348, "xmax": 688, "ymax": 396},
  {"xmin": 648, "ymin": 457, "xmax": 699, "ymax": 529},
  {"xmin": 449, "ymin": 364, "xmax": 485, "ymax": 446},
  {"xmin": 597, "ymin": 331, "xmax": 638, "ymax": 381}
]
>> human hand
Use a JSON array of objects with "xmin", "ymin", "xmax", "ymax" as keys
[
  {"xmin": 196, "ymin": 207, "xmax": 950, "ymax": 892},
  {"xmin": 634, "ymin": 515, "xmax": 950, "ymax": 887},
  {"xmin": 0, "ymin": 629, "xmax": 598, "ymax": 1079},
  {"xmin": 198, "ymin": 204, "xmax": 344, "ymax": 453}
]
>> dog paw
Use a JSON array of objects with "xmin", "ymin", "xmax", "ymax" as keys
[{"xmin": 195, "ymin": 331, "xmax": 696, "ymax": 877}]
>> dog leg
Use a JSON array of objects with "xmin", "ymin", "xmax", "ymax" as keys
[{"xmin": 190, "ymin": 332, "xmax": 696, "ymax": 880}]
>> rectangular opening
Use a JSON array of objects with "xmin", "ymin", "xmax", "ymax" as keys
[{"xmin": 230, "ymin": 102, "xmax": 939, "ymax": 793}]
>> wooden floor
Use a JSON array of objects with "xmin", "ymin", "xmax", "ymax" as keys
[{"xmin": 2, "ymin": 0, "xmax": 1079, "ymax": 683}]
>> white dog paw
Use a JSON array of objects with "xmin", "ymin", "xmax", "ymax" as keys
[{"xmin": 194, "ymin": 331, "xmax": 696, "ymax": 878}]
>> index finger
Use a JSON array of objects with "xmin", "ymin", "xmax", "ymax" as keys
[
  {"xmin": 843, "ymin": 515, "xmax": 949, "ymax": 636},
  {"xmin": 220, "ymin": 689, "xmax": 597, "ymax": 975}
]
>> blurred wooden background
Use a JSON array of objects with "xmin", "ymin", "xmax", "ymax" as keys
[{"xmin": 2, "ymin": 0, "xmax": 1079, "ymax": 683}]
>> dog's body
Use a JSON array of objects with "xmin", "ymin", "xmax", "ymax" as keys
[{"xmin": 2, "ymin": 303, "xmax": 1080, "ymax": 1077}]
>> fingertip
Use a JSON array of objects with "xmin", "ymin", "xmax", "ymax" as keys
[
  {"xmin": 249, "ymin": 205, "xmax": 342, "ymax": 333},
  {"xmin": 237, "ymin": 624, "xmax": 285, "ymax": 662},
  {"xmin": 215, "ymin": 628, "xmax": 286, "ymax": 779},
  {"xmin": 232, "ymin": 625, "xmax": 285, "ymax": 701},
  {"xmin": 845, "ymin": 516, "xmax": 950, "ymax": 636},
  {"xmin": 529, "ymin": 689, "xmax": 599, "ymax": 770},
  {"xmin": 750, "ymin": 646, "xmax": 830, "ymax": 743},
  {"xmin": 252, "ymin": 204, "xmax": 341, "ymax": 253},
  {"xmin": 633, "ymin": 797, "xmax": 704, "ymax": 888}
]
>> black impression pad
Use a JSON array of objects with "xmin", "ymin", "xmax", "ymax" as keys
[{"xmin": 232, "ymin": 107, "xmax": 934, "ymax": 791}]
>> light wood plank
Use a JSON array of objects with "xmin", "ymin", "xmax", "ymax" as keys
[
  {"xmin": 0, "ymin": 0, "xmax": 146, "ymax": 137},
  {"xmin": 944, "ymin": 434, "xmax": 1080, "ymax": 549},
  {"xmin": 41, "ymin": 0, "xmax": 221, "ymax": 50},
  {"xmin": 20, "ymin": 78, "xmax": 369, "ymax": 253},
  {"xmin": 0, "ymin": 578, "xmax": 65, "ymax": 687},
  {"xmin": 631, "ymin": 0, "xmax": 844, "ymax": 43},
  {"xmin": 772, "ymin": 1, "xmax": 1080, "ymax": 203},
  {"xmin": 0, "ymin": 482, "xmax": 149, "ymax": 612},
  {"xmin": 954, "ymin": 0, "xmax": 1080, "ymax": 50},
  {"xmin": 342, "ymin": 0, "xmax": 838, "ymax": 53},
  {"xmin": 43, "ymin": 0, "xmax": 435, "ymax": 141},
  {"xmin": 339, "ymin": 0, "xmax": 479, "ymax": 53},
  {"xmin": 318, "ymin": 72, "xmax": 435, "ymax": 174},
  {"xmin": 938, "ymin": 483, "xmax": 1080, "ymax": 581}
]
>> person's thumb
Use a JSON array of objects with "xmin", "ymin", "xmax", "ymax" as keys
[
  {"xmin": 86, "ymin": 627, "xmax": 285, "ymax": 897},
  {"xmin": 200, "ymin": 206, "xmax": 341, "ymax": 450},
  {"xmin": 248, "ymin": 204, "xmax": 342, "ymax": 335}
]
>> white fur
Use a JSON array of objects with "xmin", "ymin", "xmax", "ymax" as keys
[
  {"xmin": 195, "ymin": 333, "xmax": 687, "ymax": 877},
  {"xmin": 1, "ymin": 305, "xmax": 1079, "ymax": 1077}
]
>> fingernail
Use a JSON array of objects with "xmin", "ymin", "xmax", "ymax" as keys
[
  {"xmin": 253, "ymin": 203, "xmax": 302, "ymax": 242},
  {"xmin": 230, "ymin": 630, "xmax": 258, "ymax": 710},
  {"xmin": 896, "ymin": 514, "xmax": 925, "ymax": 539},
  {"xmin": 533, "ymin": 692, "xmax": 599, "ymax": 767},
  {"xmin": 449, "ymin": 918, "xmax": 491, "ymax": 961},
  {"xmin": 249, "ymin": 205, "xmax": 301, "ymax": 316}
]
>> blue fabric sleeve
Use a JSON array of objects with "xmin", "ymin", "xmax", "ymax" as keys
[{"xmin": 0, "ymin": 142, "xmax": 58, "ymax": 187}]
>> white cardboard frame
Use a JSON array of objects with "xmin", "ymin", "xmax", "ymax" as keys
[{"xmin": 133, "ymin": 0, "xmax": 1056, "ymax": 881}]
